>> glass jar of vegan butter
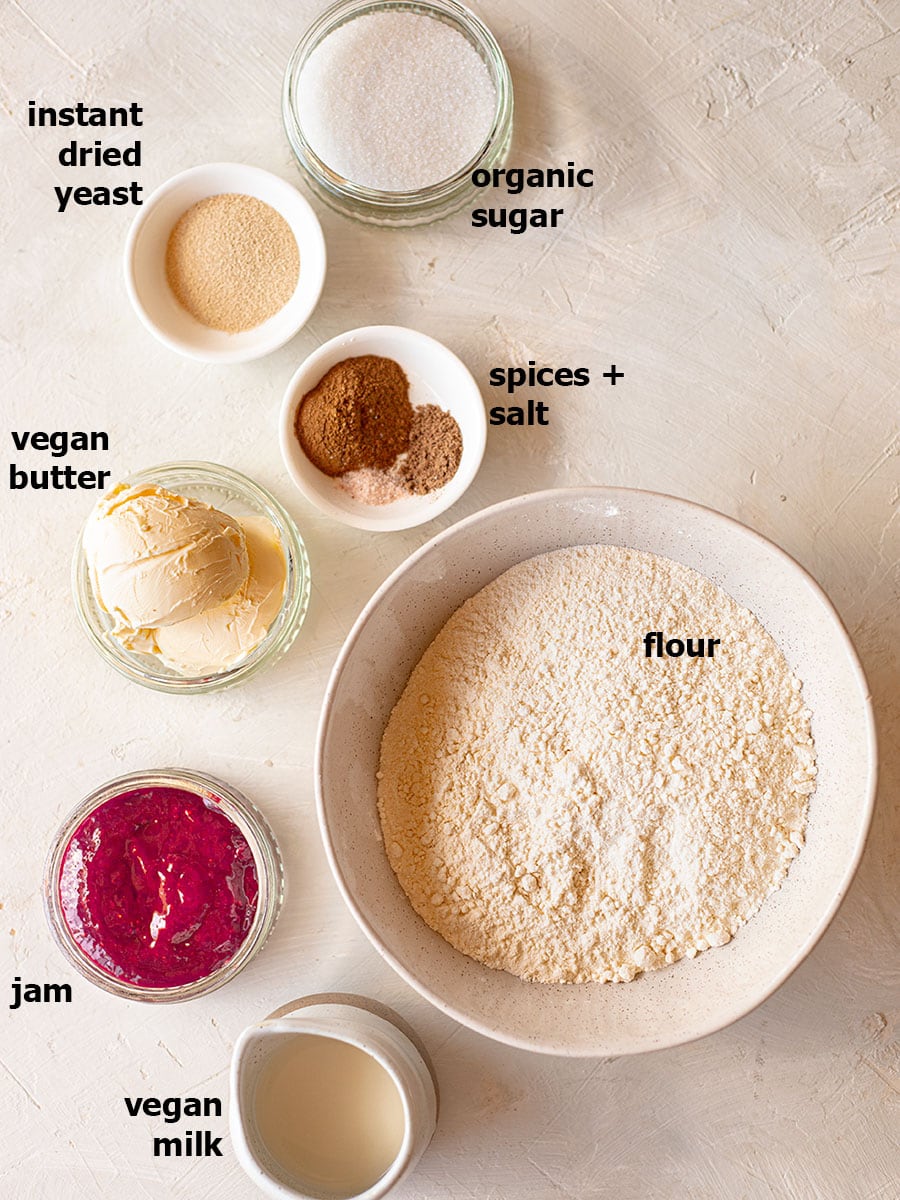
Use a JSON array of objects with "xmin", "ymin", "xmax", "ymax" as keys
[{"xmin": 73, "ymin": 462, "xmax": 310, "ymax": 694}]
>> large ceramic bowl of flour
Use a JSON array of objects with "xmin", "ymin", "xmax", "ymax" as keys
[{"xmin": 316, "ymin": 488, "xmax": 876, "ymax": 1056}]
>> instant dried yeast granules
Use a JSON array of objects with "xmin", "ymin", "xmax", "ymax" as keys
[{"xmin": 165, "ymin": 193, "xmax": 300, "ymax": 333}]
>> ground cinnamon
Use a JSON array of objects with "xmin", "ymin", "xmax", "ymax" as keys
[{"xmin": 295, "ymin": 355, "xmax": 412, "ymax": 477}]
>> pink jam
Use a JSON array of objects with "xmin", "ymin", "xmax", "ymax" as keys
[{"xmin": 58, "ymin": 785, "xmax": 259, "ymax": 989}]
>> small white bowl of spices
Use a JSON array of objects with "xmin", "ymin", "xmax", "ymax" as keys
[
  {"xmin": 280, "ymin": 326, "xmax": 486, "ymax": 531},
  {"xmin": 125, "ymin": 162, "xmax": 326, "ymax": 363}
]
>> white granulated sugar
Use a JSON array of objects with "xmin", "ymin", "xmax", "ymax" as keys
[
  {"xmin": 378, "ymin": 546, "xmax": 816, "ymax": 984},
  {"xmin": 296, "ymin": 12, "xmax": 497, "ymax": 192}
]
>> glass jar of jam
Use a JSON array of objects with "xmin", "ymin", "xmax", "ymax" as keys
[{"xmin": 43, "ymin": 769, "xmax": 284, "ymax": 1002}]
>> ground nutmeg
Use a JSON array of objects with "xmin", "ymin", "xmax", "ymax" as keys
[{"xmin": 402, "ymin": 405, "xmax": 463, "ymax": 494}]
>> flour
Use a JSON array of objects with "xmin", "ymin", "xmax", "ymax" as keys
[{"xmin": 377, "ymin": 545, "xmax": 816, "ymax": 984}]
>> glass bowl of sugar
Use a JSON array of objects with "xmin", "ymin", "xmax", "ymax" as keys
[{"xmin": 282, "ymin": 0, "xmax": 513, "ymax": 226}]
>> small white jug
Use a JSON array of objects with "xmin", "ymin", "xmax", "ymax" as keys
[{"xmin": 231, "ymin": 995, "xmax": 437, "ymax": 1200}]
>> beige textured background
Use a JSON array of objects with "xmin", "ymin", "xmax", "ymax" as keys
[{"xmin": 1, "ymin": 0, "xmax": 898, "ymax": 1196}]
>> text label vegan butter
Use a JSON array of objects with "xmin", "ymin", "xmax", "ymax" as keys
[{"xmin": 8, "ymin": 430, "xmax": 111, "ymax": 491}]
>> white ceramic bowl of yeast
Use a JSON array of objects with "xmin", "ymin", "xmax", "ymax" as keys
[
  {"xmin": 125, "ymin": 162, "xmax": 326, "ymax": 363},
  {"xmin": 279, "ymin": 325, "xmax": 486, "ymax": 531},
  {"xmin": 316, "ymin": 487, "xmax": 877, "ymax": 1057}
]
